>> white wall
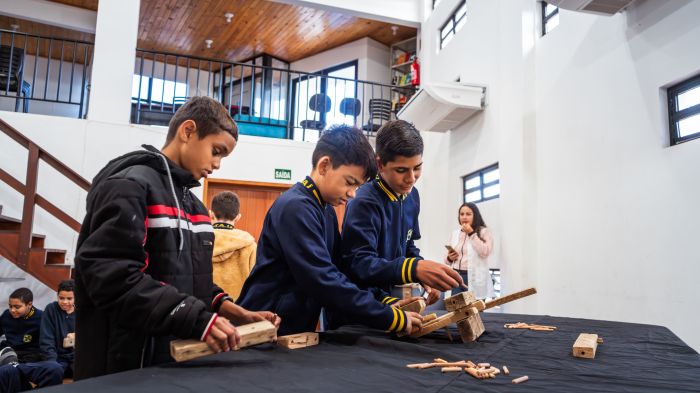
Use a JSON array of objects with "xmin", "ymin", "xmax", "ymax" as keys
[
  {"xmin": 418, "ymin": 0, "xmax": 700, "ymax": 350},
  {"xmin": 271, "ymin": 0, "xmax": 422, "ymax": 27},
  {"xmin": 0, "ymin": 256, "xmax": 56, "ymax": 311}
]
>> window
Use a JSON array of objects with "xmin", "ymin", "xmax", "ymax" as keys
[
  {"xmin": 291, "ymin": 60, "xmax": 358, "ymax": 142},
  {"xmin": 668, "ymin": 74, "xmax": 700, "ymax": 145},
  {"xmin": 131, "ymin": 75, "xmax": 187, "ymax": 105},
  {"xmin": 541, "ymin": 2, "xmax": 559, "ymax": 35},
  {"xmin": 439, "ymin": 1, "xmax": 467, "ymax": 50},
  {"xmin": 462, "ymin": 163, "xmax": 500, "ymax": 203}
]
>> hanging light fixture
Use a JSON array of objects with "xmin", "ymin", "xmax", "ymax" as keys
[
  {"xmin": 225, "ymin": 12, "xmax": 234, "ymax": 23},
  {"xmin": 205, "ymin": 39, "xmax": 213, "ymax": 49}
]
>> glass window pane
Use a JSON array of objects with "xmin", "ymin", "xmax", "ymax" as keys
[
  {"xmin": 131, "ymin": 75, "xmax": 149, "ymax": 101},
  {"xmin": 441, "ymin": 31, "xmax": 454, "ymax": 48},
  {"xmin": 545, "ymin": 13, "xmax": 559, "ymax": 34},
  {"xmin": 151, "ymin": 78, "xmax": 164, "ymax": 102},
  {"xmin": 545, "ymin": 4, "xmax": 558, "ymax": 16},
  {"xmin": 456, "ymin": 3, "xmax": 467, "ymax": 20},
  {"xmin": 483, "ymin": 184, "xmax": 500, "ymax": 199},
  {"xmin": 483, "ymin": 168, "xmax": 500, "ymax": 184},
  {"xmin": 465, "ymin": 190, "xmax": 481, "ymax": 203},
  {"xmin": 677, "ymin": 85, "xmax": 700, "ymax": 111},
  {"xmin": 465, "ymin": 176, "xmax": 481, "ymax": 189},
  {"xmin": 326, "ymin": 65, "xmax": 357, "ymax": 128},
  {"xmin": 678, "ymin": 113, "xmax": 700, "ymax": 138},
  {"xmin": 441, "ymin": 23, "xmax": 452, "ymax": 39},
  {"xmin": 455, "ymin": 15, "xmax": 466, "ymax": 32}
]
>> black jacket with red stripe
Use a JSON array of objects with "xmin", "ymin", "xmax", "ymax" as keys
[{"xmin": 74, "ymin": 145, "xmax": 228, "ymax": 379}]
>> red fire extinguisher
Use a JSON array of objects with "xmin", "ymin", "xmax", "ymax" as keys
[{"xmin": 410, "ymin": 56, "xmax": 420, "ymax": 86}]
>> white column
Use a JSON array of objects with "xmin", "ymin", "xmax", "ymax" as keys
[{"xmin": 87, "ymin": 0, "xmax": 140, "ymax": 123}]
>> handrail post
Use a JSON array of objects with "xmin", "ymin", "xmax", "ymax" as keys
[{"xmin": 17, "ymin": 144, "xmax": 40, "ymax": 270}]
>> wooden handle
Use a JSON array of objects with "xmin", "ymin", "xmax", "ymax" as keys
[
  {"xmin": 170, "ymin": 320, "xmax": 277, "ymax": 362},
  {"xmin": 484, "ymin": 287, "xmax": 537, "ymax": 310}
]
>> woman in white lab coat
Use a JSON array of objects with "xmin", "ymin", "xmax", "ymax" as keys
[{"xmin": 445, "ymin": 202, "xmax": 495, "ymax": 299}]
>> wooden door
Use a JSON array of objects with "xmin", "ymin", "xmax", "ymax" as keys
[
  {"xmin": 204, "ymin": 179, "xmax": 347, "ymax": 241},
  {"xmin": 204, "ymin": 179, "xmax": 291, "ymax": 242}
]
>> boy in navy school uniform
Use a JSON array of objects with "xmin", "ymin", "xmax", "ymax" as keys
[
  {"xmin": 40, "ymin": 279, "xmax": 76, "ymax": 377},
  {"xmin": 74, "ymin": 97, "xmax": 279, "ymax": 380},
  {"xmin": 0, "ymin": 288, "xmax": 63, "ymax": 388},
  {"xmin": 237, "ymin": 125, "xmax": 423, "ymax": 336},
  {"xmin": 338, "ymin": 120, "xmax": 464, "ymax": 313}
]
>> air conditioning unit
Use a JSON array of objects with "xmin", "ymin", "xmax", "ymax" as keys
[
  {"xmin": 544, "ymin": 0, "xmax": 636, "ymax": 16},
  {"xmin": 396, "ymin": 82, "xmax": 486, "ymax": 132}
]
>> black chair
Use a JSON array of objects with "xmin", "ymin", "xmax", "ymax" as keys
[
  {"xmin": 300, "ymin": 93, "xmax": 331, "ymax": 130},
  {"xmin": 339, "ymin": 97, "xmax": 361, "ymax": 126},
  {"xmin": 0, "ymin": 45, "xmax": 30, "ymax": 113},
  {"xmin": 362, "ymin": 99, "xmax": 392, "ymax": 133}
]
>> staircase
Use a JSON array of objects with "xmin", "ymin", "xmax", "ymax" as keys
[
  {"xmin": 0, "ymin": 118, "xmax": 89, "ymax": 290},
  {"xmin": 0, "ymin": 205, "xmax": 72, "ymax": 289}
]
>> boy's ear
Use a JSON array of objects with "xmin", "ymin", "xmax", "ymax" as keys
[
  {"xmin": 234, "ymin": 213, "xmax": 242, "ymax": 224},
  {"xmin": 209, "ymin": 210, "xmax": 217, "ymax": 221},
  {"xmin": 317, "ymin": 156, "xmax": 332, "ymax": 175},
  {"xmin": 375, "ymin": 156, "xmax": 384, "ymax": 171},
  {"xmin": 178, "ymin": 120, "xmax": 197, "ymax": 142}
]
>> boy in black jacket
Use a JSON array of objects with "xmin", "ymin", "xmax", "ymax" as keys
[
  {"xmin": 40, "ymin": 279, "xmax": 76, "ymax": 377},
  {"xmin": 0, "ymin": 288, "xmax": 63, "ymax": 388},
  {"xmin": 237, "ymin": 125, "xmax": 423, "ymax": 336},
  {"xmin": 74, "ymin": 97, "xmax": 279, "ymax": 380},
  {"xmin": 340, "ymin": 120, "xmax": 464, "ymax": 308}
]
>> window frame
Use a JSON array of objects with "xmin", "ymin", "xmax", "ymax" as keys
[
  {"xmin": 439, "ymin": 1, "xmax": 467, "ymax": 50},
  {"xmin": 462, "ymin": 163, "xmax": 500, "ymax": 204},
  {"xmin": 541, "ymin": 2, "xmax": 559, "ymax": 36},
  {"xmin": 668, "ymin": 74, "xmax": 700, "ymax": 146}
]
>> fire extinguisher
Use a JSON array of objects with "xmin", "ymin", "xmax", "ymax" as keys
[{"xmin": 410, "ymin": 56, "xmax": 420, "ymax": 86}]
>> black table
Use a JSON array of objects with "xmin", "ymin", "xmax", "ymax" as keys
[{"xmin": 41, "ymin": 312, "xmax": 700, "ymax": 392}]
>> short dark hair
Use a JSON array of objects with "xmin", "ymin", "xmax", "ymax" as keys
[
  {"xmin": 211, "ymin": 191, "xmax": 241, "ymax": 221},
  {"xmin": 312, "ymin": 125, "xmax": 377, "ymax": 180},
  {"xmin": 57, "ymin": 280, "xmax": 75, "ymax": 293},
  {"xmin": 375, "ymin": 120, "xmax": 424, "ymax": 165},
  {"xmin": 165, "ymin": 96, "xmax": 238, "ymax": 144},
  {"xmin": 9, "ymin": 288, "xmax": 33, "ymax": 304}
]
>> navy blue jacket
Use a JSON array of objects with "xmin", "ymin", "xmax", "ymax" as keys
[
  {"xmin": 39, "ymin": 302, "xmax": 75, "ymax": 363},
  {"xmin": 0, "ymin": 307, "xmax": 42, "ymax": 361},
  {"xmin": 340, "ymin": 176, "xmax": 423, "ymax": 297},
  {"xmin": 237, "ymin": 177, "xmax": 407, "ymax": 335}
]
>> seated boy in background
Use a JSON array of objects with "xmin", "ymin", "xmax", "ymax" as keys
[
  {"xmin": 40, "ymin": 280, "xmax": 76, "ymax": 378},
  {"xmin": 211, "ymin": 191, "xmax": 257, "ymax": 301},
  {"xmin": 0, "ymin": 288, "xmax": 63, "ymax": 388},
  {"xmin": 237, "ymin": 125, "xmax": 423, "ymax": 336}
]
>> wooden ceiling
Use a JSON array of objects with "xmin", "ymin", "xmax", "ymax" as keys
[{"xmin": 39, "ymin": 0, "xmax": 417, "ymax": 63}]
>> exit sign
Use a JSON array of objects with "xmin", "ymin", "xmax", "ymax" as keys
[{"xmin": 275, "ymin": 168, "xmax": 292, "ymax": 180}]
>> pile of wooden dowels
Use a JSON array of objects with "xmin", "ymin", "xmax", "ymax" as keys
[
  {"xmin": 406, "ymin": 358, "xmax": 528, "ymax": 384},
  {"xmin": 504, "ymin": 322, "xmax": 557, "ymax": 332}
]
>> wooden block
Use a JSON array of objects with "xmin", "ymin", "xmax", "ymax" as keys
[
  {"xmin": 441, "ymin": 366, "xmax": 462, "ymax": 373},
  {"xmin": 456, "ymin": 308, "xmax": 485, "ymax": 342},
  {"xmin": 484, "ymin": 287, "xmax": 537, "ymax": 310},
  {"xmin": 503, "ymin": 365, "xmax": 510, "ymax": 375},
  {"xmin": 63, "ymin": 333, "xmax": 75, "ymax": 348},
  {"xmin": 433, "ymin": 358, "xmax": 448, "ymax": 363},
  {"xmin": 170, "ymin": 320, "xmax": 276, "ymax": 362},
  {"xmin": 408, "ymin": 308, "xmax": 470, "ymax": 338},
  {"xmin": 512, "ymin": 375, "xmax": 529, "ymax": 384},
  {"xmin": 397, "ymin": 283, "xmax": 420, "ymax": 299},
  {"xmin": 573, "ymin": 333, "xmax": 599, "ymax": 359},
  {"xmin": 277, "ymin": 332, "xmax": 319, "ymax": 349},
  {"xmin": 423, "ymin": 313, "xmax": 437, "ymax": 322},
  {"xmin": 444, "ymin": 291, "xmax": 477, "ymax": 312},
  {"xmin": 398, "ymin": 298, "xmax": 426, "ymax": 314}
]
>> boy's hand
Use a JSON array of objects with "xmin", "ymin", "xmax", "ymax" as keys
[
  {"xmin": 415, "ymin": 260, "xmax": 465, "ymax": 291},
  {"xmin": 422, "ymin": 285, "xmax": 440, "ymax": 305},
  {"xmin": 239, "ymin": 310, "xmax": 282, "ymax": 329},
  {"xmin": 219, "ymin": 301, "xmax": 281, "ymax": 328},
  {"xmin": 403, "ymin": 311, "xmax": 424, "ymax": 335},
  {"xmin": 205, "ymin": 316, "xmax": 240, "ymax": 353}
]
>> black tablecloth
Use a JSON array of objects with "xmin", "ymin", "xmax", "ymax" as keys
[{"xmin": 41, "ymin": 312, "xmax": 700, "ymax": 392}]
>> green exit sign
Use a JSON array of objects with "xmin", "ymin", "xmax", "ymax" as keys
[{"xmin": 275, "ymin": 168, "xmax": 292, "ymax": 180}]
